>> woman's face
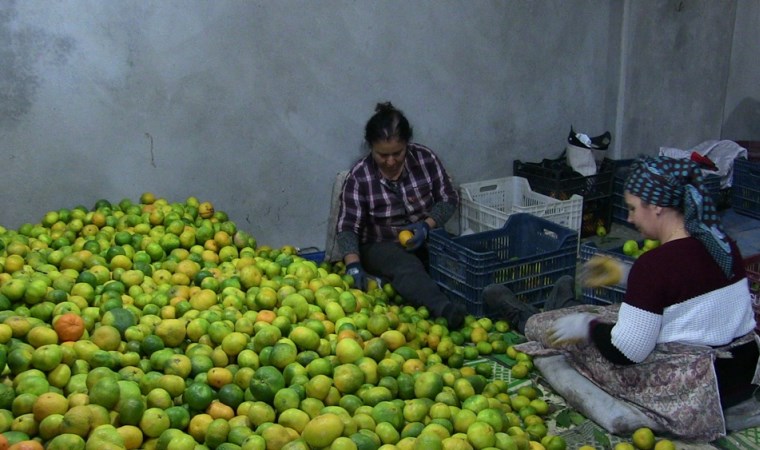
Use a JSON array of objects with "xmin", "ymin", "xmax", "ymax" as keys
[
  {"xmin": 624, "ymin": 192, "xmax": 660, "ymax": 239},
  {"xmin": 371, "ymin": 139, "xmax": 407, "ymax": 180}
]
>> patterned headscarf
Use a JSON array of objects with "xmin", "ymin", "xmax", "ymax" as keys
[{"xmin": 624, "ymin": 155, "xmax": 733, "ymax": 277}]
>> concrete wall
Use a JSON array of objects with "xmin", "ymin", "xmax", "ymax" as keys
[
  {"xmin": 723, "ymin": 0, "xmax": 760, "ymax": 141},
  {"xmin": 0, "ymin": 1, "xmax": 755, "ymax": 249},
  {"xmin": 618, "ymin": 0, "xmax": 737, "ymax": 153}
]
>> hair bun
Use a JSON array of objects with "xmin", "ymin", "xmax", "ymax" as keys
[{"xmin": 375, "ymin": 101, "xmax": 395, "ymax": 113}]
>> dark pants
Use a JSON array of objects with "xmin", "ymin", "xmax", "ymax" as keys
[
  {"xmin": 360, "ymin": 241, "xmax": 451, "ymax": 317},
  {"xmin": 715, "ymin": 338, "xmax": 760, "ymax": 409}
]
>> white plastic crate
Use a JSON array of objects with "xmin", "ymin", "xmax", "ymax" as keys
[{"xmin": 459, "ymin": 176, "xmax": 583, "ymax": 236}]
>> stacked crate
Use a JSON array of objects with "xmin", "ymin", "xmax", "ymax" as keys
[
  {"xmin": 513, "ymin": 157, "xmax": 615, "ymax": 237},
  {"xmin": 458, "ymin": 176, "xmax": 583, "ymax": 237},
  {"xmin": 732, "ymin": 158, "xmax": 760, "ymax": 221}
]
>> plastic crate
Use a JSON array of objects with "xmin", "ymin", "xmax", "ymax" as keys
[
  {"xmin": 732, "ymin": 158, "xmax": 760, "ymax": 220},
  {"xmin": 297, "ymin": 248, "xmax": 325, "ymax": 263},
  {"xmin": 580, "ymin": 195, "xmax": 613, "ymax": 238},
  {"xmin": 514, "ymin": 157, "xmax": 616, "ymax": 238},
  {"xmin": 513, "ymin": 157, "xmax": 615, "ymax": 201},
  {"xmin": 428, "ymin": 213, "xmax": 579, "ymax": 316},
  {"xmin": 611, "ymin": 159, "xmax": 635, "ymax": 229},
  {"xmin": 458, "ymin": 176, "xmax": 583, "ymax": 235},
  {"xmin": 702, "ymin": 173, "xmax": 732, "ymax": 210},
  {"xmin": 735, "ymin": 140, "xmax": 760, "ymax": 162},
  {"xmin": 577, "ymin": 241, "xmax": 641, "ymax": 305}
]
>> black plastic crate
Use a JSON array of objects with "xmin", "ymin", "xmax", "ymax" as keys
[
  {"xmin": 611, "ymin": 159, "xmax": 636, "ymax": 229},
  {"xmin": 735, "ymin": 141, "xmax": 760, "ymax": 162},
  {"xmin": 732, "ymin": 158, "xmax": 760, "ymax": 220},
  {"xmin": 513, "ymin": 157, "xmax": 615, "ymax": 201},
  {"xmin": 428, "ymin": 213, "xmax": 578, "ymax": 316},
  {"xmin": 580, "ymin": 195, "xmax": 613, "ymax": 238}
]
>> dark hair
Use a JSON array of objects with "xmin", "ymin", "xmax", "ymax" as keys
[{"xmin": 364, "ymin": 102, "xmax": 413, "ymax": 146}]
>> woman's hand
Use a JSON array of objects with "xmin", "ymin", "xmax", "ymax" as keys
[
  {"xmin": 546, "ymin": 313, "xmax": 597, "ymax": 347},
  {"xmin": 345, "ymin": 262, "xmax": 368, "ymax": 291},
  {"xmin": 580, "ymin": 255, "xmax": 629, "ymax": 287},
  {"xmin": 402, "ymin": 221, "xmax": 430, "ymax": 252}
]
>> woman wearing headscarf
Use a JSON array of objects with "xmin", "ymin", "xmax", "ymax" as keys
[{"xmin": 516, "ymin": 155, "xmax": 759, "ymax": 440}]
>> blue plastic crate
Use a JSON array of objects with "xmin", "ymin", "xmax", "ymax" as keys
[
  {"xmin": 577, "ymin": 241, "xmax": 642, "ymax": 305},
  {"xmin": 732, "ymin": 158, "xmax": 760, "ymax": 220},
  {"xmin": 297, "ymin": 249, "xmax": 325, "ymax": 263},
  {"xmin": 428, "ymin": 213, "xmax": 579, "ymax": 316}
]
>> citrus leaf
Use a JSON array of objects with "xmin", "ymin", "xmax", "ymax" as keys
[
  {"xmin": 593, "ymin": 428, "xmax": 612, "ymax": 449},
  {"xmin": 554, "ymin": 409, "xmax": 573, "ymax": 428},
  {"xmin": 570, "ymin": 410, "xmax": 586, "ymax": 425}
]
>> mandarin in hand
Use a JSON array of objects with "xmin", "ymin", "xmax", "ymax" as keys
[{"xmin": 398, "ymin": 230, "xmax": 414, "ymax": 247}]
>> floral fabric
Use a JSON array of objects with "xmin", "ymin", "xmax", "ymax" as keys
[{"xmin": 516, "ymin": 303, "xmax": 759, "ymax": 441}]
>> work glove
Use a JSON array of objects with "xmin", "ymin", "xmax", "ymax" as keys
[
  {"xmin": 345, "ymin": 262, "xmax": 368, "ymax": 291},
  {"xmin": 546, "ymin": 312, "xmax": 597, "ymax": 347},
  {"xmin": 402, "ymin": 221, "xmax": 430, "ymax": 252},
  {"xmin": 580, "ymin": 255, "xmax": 630, "ymax": 288}
]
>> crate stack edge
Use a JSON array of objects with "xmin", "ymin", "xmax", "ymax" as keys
[
  {"xmin": 458, "ymin": 176, "xmax": 583, "ymax": 237},
  {"xmin": 513, "ymin": 158, "xmax": 615, "ymax": 238},
  {"xmin": 732, "ymin": 158, "xmax": 760, "ymax": 220}
]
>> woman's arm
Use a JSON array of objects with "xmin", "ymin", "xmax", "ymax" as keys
[{"xmin": 589, "ymin": 321, "xmax": 635, "ymax": 365}]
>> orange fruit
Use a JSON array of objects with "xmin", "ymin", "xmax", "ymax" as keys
[
  {"xmin": 632, "ymin": 428, "xmax": 656, "ymax": 450},
  {"xmin": 32, "ymin": 392, "xmax": 69, "ymax": 422},
  {"xmin": 3, "ymin": 254, "xmax": 26, "ymax": 273},
  {"xmin": 206, "ymin": 400, "xmax": 235, "ymax": 420},
  {"xmin": 26, "ymin": 326, "xmax": 58, "ymax": 348},
  {"xmin": 277, "ymin": 408, "xmax": 310, "ymax": 434},
  {"xmin": 116, "ymin": 424, "xmax": 143, "ymax": 450},
  {"xmin": 185, "ymin": 382, "xmax": 216, "ymax": 412},
  {"xmin": 59, "ymin": 405, "xmax": 92, "ymax": 437},
  {"xmin": 139, "ymin": 407, "xmax": 170, "ymax": 438},
  {"xmin": 53, "ymin": 313, "xmax": 85, "ymax": 342},
  {"xmin": 198, "ymin": 202, "xmax": 215, "ymax": 219},
  {"xmin": 41, "ymin": 433, "xmax": 86, "ymax": 450},
  {"xmin": 301, "ymin": 413, "xmax": 345, "ymax": 448},
  {"xmin": 188, "ymin": 413, "xmax": 214, "ymax": 443},
  {"xmin": 7, "ymin": 441, "xmax": 44, "ymax": 450},
  {"xmin": 90, "ymin": 325, "xmax": 122, "ymax": 351},
  {"xmin": 398, "ymin": 230, "xmax": 414, "ymax": 247},
  {"xmin": 207, "ymin": 367, "xmax": 233, "ymax": 389}
]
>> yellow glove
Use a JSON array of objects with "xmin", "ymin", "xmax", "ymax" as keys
[{"xmin": 580, "ymin": 255, "xmax": 629, "ymax": 288}]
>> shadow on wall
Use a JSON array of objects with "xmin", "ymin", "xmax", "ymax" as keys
[{"xmin": 723, "ymin": 97, "xmax": 760, "ymax": 140}]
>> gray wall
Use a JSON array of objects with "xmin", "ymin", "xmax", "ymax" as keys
[
  {"xmin": 723, "ymin": 0, "xmax": 760, "ymax": 140},
  {"xmin": 1, "ymin": 1, "xmax": 757, "ymax": 249}
]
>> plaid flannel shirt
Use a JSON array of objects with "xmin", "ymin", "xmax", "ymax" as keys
[{"xmin": 336, "ymin": 143, "xmax": 458, "ymax": 244}]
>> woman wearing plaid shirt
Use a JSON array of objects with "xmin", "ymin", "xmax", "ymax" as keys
[{"xmin": 335, "ymin": 102, "xmax": 466, "ymax": 329}]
